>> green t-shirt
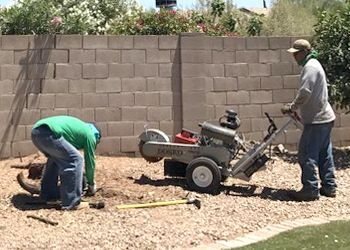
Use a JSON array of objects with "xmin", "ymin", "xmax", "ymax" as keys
[{"xmin": 33, "ymin": 116, "xmax": 97, "ymax": 185}]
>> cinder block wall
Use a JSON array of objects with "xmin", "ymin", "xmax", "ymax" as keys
[{"xmin": 0, "ymin": 34, "xmax": 348, "ymax": 159}]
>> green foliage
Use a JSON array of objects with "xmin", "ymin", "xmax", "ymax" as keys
[
  {"xmin": 313, "ymin": 3, "xmax": 350, "ymax": 111},
  {"xmin": 236, "ymin": 220, "xmax": 350, "ymax": 250},
  {"xmin": 0, "ymin": 0, "xmax": 56, "ymax": 35},
  {"xmin": 211, "ymin": 0, "xmax": 225, "ymax": 20},
  {"xmin": 247, "ymin": 16, "xmax": 263, "ymax": 36},
  {"xmin": 262, "ymin": 0, "xmax": 316, "ymax": 36}
]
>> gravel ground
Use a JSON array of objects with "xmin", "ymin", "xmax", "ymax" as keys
[{"xmin": 0, "ymin": 148, "xmax": 350, "ymax": 250}]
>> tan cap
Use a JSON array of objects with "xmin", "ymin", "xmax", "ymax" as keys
[{"xmin": 287, "ymin": 39, "xmax": 311, "ymax": 53}]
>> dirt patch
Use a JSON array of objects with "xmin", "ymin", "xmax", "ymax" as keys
[{"xmin": 1, "ymin": 148, "xmax": 350, "ymax": 249}]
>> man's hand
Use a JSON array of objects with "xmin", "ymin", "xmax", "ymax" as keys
[
  {"xmin": 86, "ymin": 184, "xmax": 97, "ymax": 196},
  {"xmin": 281, "ymin": 103, "xmax": 293, "ymax": 114}
]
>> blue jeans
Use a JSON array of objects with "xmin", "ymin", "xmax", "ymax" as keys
[
  {"xmin": 31, "ymin": 125, "xmax": 83, "ymax": 210},
  {"xmin": 298, "ymin": 121, "xmax": 337, "ymax": 194}
]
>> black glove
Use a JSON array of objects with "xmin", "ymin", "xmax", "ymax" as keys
[
  {"xmin": 86, "ymin": 184, "xmax": 97, "ymax": 196},
  {"xmin": 281, "ymin": 103, "xmax": 293, "ymax": 114}
]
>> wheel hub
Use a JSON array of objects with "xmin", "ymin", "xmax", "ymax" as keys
[{"xmin": 192, "ymin": 166, "xmax": 213, "ymax": 188}]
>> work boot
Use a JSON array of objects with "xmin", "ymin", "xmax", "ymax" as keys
[
  {"xmin": 287, "ymin": 188, "xmax": 320, "ymax": 202},
  {"xmin": 320, "ymin": 187, "xmax": 336, "ymax": 198}
]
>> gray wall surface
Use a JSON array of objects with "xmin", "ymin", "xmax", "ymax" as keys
[{"xmin": 0, "ymin": 34, "xmax": 349, "ymax": 159}]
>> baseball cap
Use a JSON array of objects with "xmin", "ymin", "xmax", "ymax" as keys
[{"xmin": 287, "ymin": 39, "xmax": 311, "ymax": 53}]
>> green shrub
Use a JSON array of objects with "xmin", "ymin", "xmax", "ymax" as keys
[{"xmin": 313, "ymin": 3, "xmax": 350, "ymax": 111}]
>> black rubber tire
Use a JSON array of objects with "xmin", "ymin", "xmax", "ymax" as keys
[{"xmin": 186, "ymin": 157, "xmax": 221, "ymax": 194}]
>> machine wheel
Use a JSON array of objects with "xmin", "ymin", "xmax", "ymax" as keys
[
  {"xmin": 186, "ymin": 157, "xmax": 221, "ymax": 194},
  {"xmin": 139, "ymin": 129, "xmax": 170, "ymax": 163}
]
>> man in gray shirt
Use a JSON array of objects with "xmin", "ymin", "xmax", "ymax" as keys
[{"xmin": 282, "ymin": 39, "xmax": 337, "ymax": 201}]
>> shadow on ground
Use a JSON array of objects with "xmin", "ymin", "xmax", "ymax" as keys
[{"xmin": 11, "ymin": 193, "xmax": 58, "ymax": 211}]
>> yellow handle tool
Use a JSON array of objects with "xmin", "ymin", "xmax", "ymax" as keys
[{"xmin": 116, "ymin": 198, "xmax": 201, "ymax": 209}]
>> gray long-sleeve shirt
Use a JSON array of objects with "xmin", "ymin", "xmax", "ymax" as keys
[{"xmin": 291, "ymin": 58, "xmax": 335, "ymax": 124}]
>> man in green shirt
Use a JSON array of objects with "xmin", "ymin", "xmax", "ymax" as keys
[{"xmin": 31, "ymin": 116, "xmax": 101, "ymax": 210}]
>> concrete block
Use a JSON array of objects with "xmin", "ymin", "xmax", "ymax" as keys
[
  {"xmin": 182, "ymin": 105, "xmax": 208, "ymax": 120},
  {"xmin": 160, "ymin": 121, "xmax": 179, "ymax": 135},
  {"xmin": 227, "ymin": 91, "xmax": 250, "ymax": 105},
  {"xmin": 213, "ymin": 51, "xmax": 235, "ymax": 63},
  {"xmin": 134, "ymin": 35, "xmax": 158, "ymax": 49},
  {"xmin": 95, "ymin": 107, "xmax": 121, "ymax": 122},
  {"xmin": 29, "ymin": 35, "xmax": 55, "ymax": 49},
  {"xmin": 250, "ymin": 90, "xmax": 273, "ymax": 104},
  {"xmin": 13, "ymin": 109, "xmax": 40, "ymax": 125},
  {"xmin": 56, "ymin": 64, "xmax": 82, "ymax": 79},
  {"xmin": 2, "ymin": 35, "xmax": 29, "ymax": 50},
  {"xmin": 281, "ymin": 50, "xmax": 295, "ymax": 63},
  {"xmin": 96, "ymin": 50, "xmax": 121, "ymax": 63},
  {"xmin": 69, "ymin": 79, "xmax": 96, "ymax": 93},
  {"xmin": 249, "ymin": 63, "xmax": 271, "ymax": 77},
  {"xmin": 0, "ymin": 142, "xmax": 11, "ymax": 159},
  {"xmin": 96, "ymin": 136, "xmax": 120, "ymax": 155},
  {"xmin": 271, "ymin": 62, "xmax": 293, "ymax": 76},
  {"xmin": 262, "ymin": 103, "xmax": 287, "ymax": 117},
  {"xmin": 244, "ymin": 131, "xmax": 263, "ymax": 141},
  {"xmin": 283, "ymin": 75, "xmax": 299, "ymax": 89},
  {"xmin": 160, "ymin": 92, "xmax": 181, "ymax": 106},
  {"xmin": 183, "ymin": 92, "xmax": 206, "ymax": 105},
  {"xmin": 146, "ymin": 77, "xmax": 172, "ymax": 91},
  {"xmin": 238, "ymin": 104, "xmax": 262, "ymax": 118},
  {"xmin": 0, "ymin": 110, "xmax": 12, "ymax": 126},
  {"xmin": 225, "ymin": 63, "xmax": 248, "ymax": 77},
  {"xmin": 272, "ymin": 89, "xmax": 295, "ymax": 103},
  {"xmin": 42, "ymin": 79, "xmax": 69, "ymax": 93},
  {"xmin": 68, "ymin": 108, "xmax": 94, "ymax": 121},
  {"xmin": 12, "ymin": 140, "xmax": 37, "ymax": 157},
  {"xmin": 213, "ymin": 77, "xmax": 237, "ymax": 91},
  {"xmin": 171, "ymin": 49, "xmax": 181, "ymax": 63},
  {"xmin": 159, "ymin": 36, "xmax": 179, "ymax": 49},
  {"xmin": 246, "ymin": 37, "xmax": 269, "ymax": 50},
  {"xmin": 109, "ymin": 64, "xmax": 134, "ymax": 78},
  {"xmin": 13, "ymin": 80, "xmax": 40, "ymax": 94},
  {"xmin": 237, "ymin": 118, "xmax": 251, "ymax": 132},
  {"xmin": 182, "ymin": 64, "xmax": 224, "ymax": 77},
  {"xmin": 181, "ymin": 35, "xmax": 223, "ymax": 50},
  {"xmin": 146, "ymin": 49, "xmax": 171, "ymax": 63},
  {"xmin": 0, "ymin": 80, "xmax": 13, "ymax": 94},
  {"xmin": 207, "ymin": 92, "xmax": 226, "ymax": 105},
  {"xmin": 224, "ymin": 37, "xmax": 246, "ymax": 51},
  {"xmin": 0, "ymin": 94, "xmax": 14, "ymax": 111},
  {"xmin": 134, "ymin": 64, "xmax": 158, "ymax": 77},
  {"xmin": 108, "ymin": 121, "xmax": 133, "ymax": 136},
  {"xmin": 147, "ymin": 106, "xmax": 172, "ymax": 121},
  {"xmin": 135, "ymin": 92, "xmax": 160, "ymax": 106},
  {"xmin": 122, "ymin": 107, "xmax": 147, "ymax": 121},
  {"xmin": 251, "ymin": 118, "xmax": 269, "ymax": 131},
  {"xmin": 181, "ymin": 50, "xmax": 212, "ymax": 63},
  {"xmin": 83, "ymin": 64, "xmax": 108, "ymax": 79},
  {"xmin": 238, "ymin": 77, "xmax": 260, "ymax": 90},
  {"xmin": 293, "ymin": 63, "xmax": 302, "ymax": 75},
  {"xmin": 40, "ymin": 108, "xmax": 68, "ymax": 118},
  {"xmin": 27, "ymin": 94, "xmax": 55, "ymax": 109},
  {"xmin": 82, "ymin": 93, "xmax": 108, "ymax": 108},
  {"xmin": 15, "ymin": 50, "xmax": 41, "ymax": 64},
  {"xmin": 121, "ymin": 50, "xmax": 146, "ymax": 63},
  {"xmin": 41, "ymin": 49, "xmax": 68, "ymax": 63},
  {"xmin": 269, "ymin": 37, "xmax": 291, "ymax": 49},
  {"xmin": 83, "ymin": 36, "xmax": 108, "ymax": 49},
  {"xmin": 56, "ymin": 35, "xmax": 82, "ymax": 49},
  {"xmin": 96, "ymin": 78, "xmax": 121, "ymax": 93},
  {"xmin": 285, "ymin": 129, "xmax": 302, "ymax": 143},
  {"xmin": 122, "ymin": 78, "xmax": 146, "ymax": 92},
  {"xmin": 159, "ymin": 63, "xmax": 180, "ymax": 77},
  {"xmin": 70, "ymin": 50, "xmax": 95, "ymax": 63},
  {"xmin": 134, "ymin": 121, "xmax": 159, "ymax": 135},
  {"xmin": 55, "ymin": 94, "xmax": 82, "ymax": 108},
  {"xmin": 109, "ymin": 93, "xmax": 135, "ymax": 107},
  {"xmin": 27, "ymin": 64, "xmax": 54, "ymax": 79},
  {"xmin": 108, "ymin": 36, "xmax": 133, "ymax": 49},
  {"xmin": 0, "ymin": 51, "xmax": 14, "ymax": 64},
  {"xmin": 259, "ymin": 50, "xmax": 280, "ymax": 63},
  {"xmin": 236, "ymin": 51, "xmax": 258, "ymax": 63},
  {"xmin": 121, "ymin": 136, "xmax": 138, "ymax": 152},
  {"xmin": 261, "ymin": 76, "xmax": 283, "ymax": 90},
  {"xmin": 1, "ymin": 65, "xmax": 25, "ymax": 80}
]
